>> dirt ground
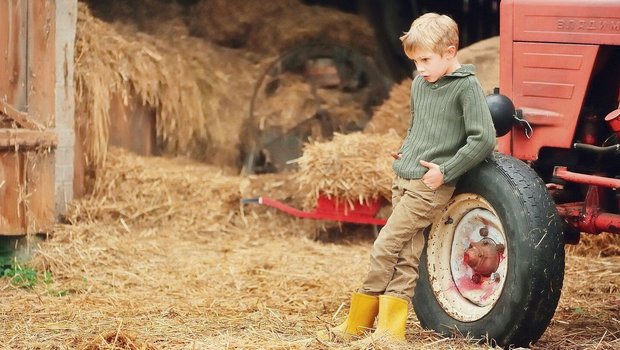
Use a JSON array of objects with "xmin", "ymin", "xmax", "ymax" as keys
[{"xmin": 1, "ymin": 150, "xmax": 617, "ymax": 349}]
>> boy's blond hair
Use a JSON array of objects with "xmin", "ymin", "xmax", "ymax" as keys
[{"xmin": 400, "ymin": 13, "xmax": 459, "ymax": 57}]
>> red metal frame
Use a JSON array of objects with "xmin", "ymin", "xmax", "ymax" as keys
[
  {"xmin": 244, "ymin": 195, "xmax": 387, "ymax": 225},
  {"xmin": 556, "ymin": 184, "xmax": 620, "ymax": 234},
  {"xmin": 554, "ymin": 167, "xmax": 620, "ymax": 189}
]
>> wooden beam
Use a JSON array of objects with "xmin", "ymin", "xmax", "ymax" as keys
[
  {"xmin": 0, "ymin": 100, "xmax": 45, "ymax": 130},
  {"xmin": 0, "ymin": 129, "xmax": 57, "ymax": 149}
]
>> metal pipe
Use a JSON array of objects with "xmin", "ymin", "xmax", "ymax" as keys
[
  {"xmin": 593, "ymin": 213, "xmax": 620, "ymax": 234},
  {"xmin": 553, "ymin": 167, "xmax": 620, "ymax": 189}
]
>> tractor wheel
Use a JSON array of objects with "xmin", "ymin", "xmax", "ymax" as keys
[{"xmin": 413, "ymin": 152, "xmax": 565, "ymax": 348}]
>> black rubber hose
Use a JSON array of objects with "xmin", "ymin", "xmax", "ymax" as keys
[{"xmin": 573, "ymin": 142, "xmax": 620, "ymax": 154}]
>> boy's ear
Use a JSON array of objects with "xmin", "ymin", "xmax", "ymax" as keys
[{"xmin": 445, "ymin": 45, "xmax": 457, "ymax": 58}]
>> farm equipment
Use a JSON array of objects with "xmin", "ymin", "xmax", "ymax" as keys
[
  {"xmin": 241, "ymin": 43, "xmax": 391, "ymax": 174},
  {"xmin": 241, "ymin": 195, "xmax": 386, "ymax": 226},
  {"xmin": 244, "ymin": 0, "xmax": 619, "ymax": 347}
]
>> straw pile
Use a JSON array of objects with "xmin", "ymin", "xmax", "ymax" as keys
[
  {"xmin": 76, "ymin": 0, "xmax": 384, "ymax": 178},
  {"xmin": 456, "ymin": 36, "xmax": 500, "ymax": 95},
  {"xmin": 67, "ymin": 148, "xmax": 244, "ymax": 231},
  {"xmin": 364, "ymin": 79, "xmax": 413, "ymax": 137},
  {"xmin": 540, "ymin": 252, "xmax": 620, "ymax": 349},
  {"xmin": 1, "ymin": 149, "xmax": 617, "ymax": 349},
  {"xmin": 75, "ymin": 2, "xmax": 259, "ymax": 170},
  {"xmin": 188, "ymin": 0, "xmax": 377, "ymax": 56},
  {"xmin": 293, "ymin": 132, "xmax": 402, "ymax": 210},
  {"xmin": 85, "ymin": 0, "xmax": 189, "ymax": 39},
  {"xmin": 253, "ymin": 73, "xmax": 321, "ymax": 133},
  {"xmin": 567, "ymin": 232, "xmax": 620, "ymax": 257}
]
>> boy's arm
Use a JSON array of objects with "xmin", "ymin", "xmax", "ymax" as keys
[
  {"xmin": 398, "ymin": 81, "xmax": 416, "ymax": 155},
  {"xmin": 439, "ymin": 80, "xmax": 496, "ymax": 183}
]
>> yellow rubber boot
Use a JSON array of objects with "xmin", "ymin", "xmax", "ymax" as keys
[
  {"xmin": 374, "ymin": 294, "xmax": 408, "ymax": 341},
  {"xmin": 318, "ymin": 292, "xmax": 379, "ymax": 340}
]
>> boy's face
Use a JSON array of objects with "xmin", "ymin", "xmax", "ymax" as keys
[{"xmin": 409, "ymin": 47, "xmax": 456, "ymax": 83}]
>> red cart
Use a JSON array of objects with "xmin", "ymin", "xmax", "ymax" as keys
[{"xmin": 241, "ymin": 195, "xmax": 387, "ymax": 226}]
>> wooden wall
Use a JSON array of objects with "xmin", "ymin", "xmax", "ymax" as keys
[{"xmin": 0, "ymin": 1, "xmax": 58, "ymax": 236}]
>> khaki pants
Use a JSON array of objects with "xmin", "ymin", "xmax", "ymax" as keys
[{"xmin": 359, "ymin": 176, "xmax": 455, "ymax": 301}]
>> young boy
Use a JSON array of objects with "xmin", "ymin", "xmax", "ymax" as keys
[{"xmin": 324, "ymin": 13, "xmax": 496, "ymax": 342}]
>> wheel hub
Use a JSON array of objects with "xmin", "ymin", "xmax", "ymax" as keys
[
  {"xmin": 427, "ymin": 193, "xmax": 508, "ymax": 321},
  {"xmin": 463, "ymin": 237, "xmax": 505, "ymax": 278}
]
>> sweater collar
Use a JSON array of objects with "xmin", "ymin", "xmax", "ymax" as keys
[
  {"xmin": 422, "ymin": 64, "xmax": 475, "ymax": 88},
  {"xmin": 445, "ymin": 64, "xmax": 476, "ymax": 77}
]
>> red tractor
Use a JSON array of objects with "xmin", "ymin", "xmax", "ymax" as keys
[{"xmin": 412, "ymin": 0, "xmax": 620, "ymax": 347}]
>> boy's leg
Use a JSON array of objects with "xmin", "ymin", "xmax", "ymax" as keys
[
  {"xmin": 359, "ymin": 179, "xmax": 454, "ymax": 298},
  {"xmin": 383, "ymin": 231, "xmax": 424, "ymax": 299},
  {"xmin": 385, "ymin": 180, "xmax": 455, "ymax": 299}
]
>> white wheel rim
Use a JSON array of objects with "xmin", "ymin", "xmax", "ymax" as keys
[{"xmin": 427, "ymin": 193, "xmax": 508, "ymax": 322}]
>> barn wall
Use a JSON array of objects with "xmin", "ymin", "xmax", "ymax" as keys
[{"xmin": 0, "ymin": 0, "xmax": 77, "ymax": 235}]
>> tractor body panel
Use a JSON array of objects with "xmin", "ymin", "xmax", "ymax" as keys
[{"xmin": 498, "ymin": 0, "xmax": 620, "ymax": 159}]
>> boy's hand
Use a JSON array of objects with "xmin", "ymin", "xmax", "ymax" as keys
[
  {"xmin": 391, "ymin": 152, "xmax": 402, "ymax": 160},
  {"xmin": 419, "ymin": 160, "xmax": 444, "ymax": 190}
]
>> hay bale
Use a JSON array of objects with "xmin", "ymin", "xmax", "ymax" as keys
[{"xmin": 293, "ymin": 132, "xmax": 401, "ymax": 209}]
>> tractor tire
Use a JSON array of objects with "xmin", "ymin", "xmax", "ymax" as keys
[{"xmin": 413, "ymin": 152, "xmax": 565, "ymax": 348}]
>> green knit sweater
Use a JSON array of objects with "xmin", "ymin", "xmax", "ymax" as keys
[{"xmin": 393, "ymin": 64, "xmax": 496, "ymax": 184}]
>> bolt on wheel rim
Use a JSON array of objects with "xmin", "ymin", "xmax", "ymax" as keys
[{"xmin": 427, "ymin": 193, "xmax": 508, "ymax": 322}]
